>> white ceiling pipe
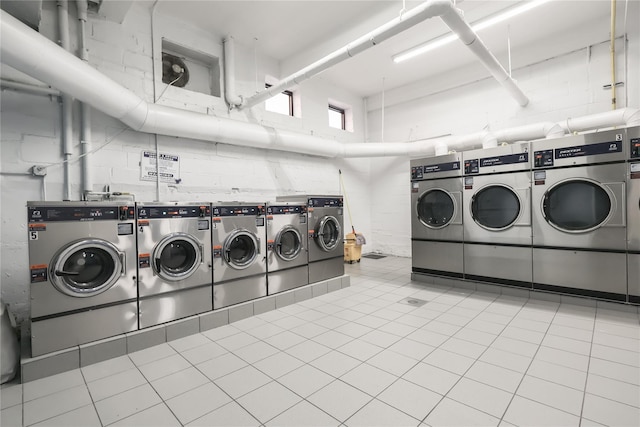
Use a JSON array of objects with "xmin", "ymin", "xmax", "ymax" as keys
[
  {"xmin": 2, "ymin": 10, "xmax": 638, "ymax": 162},
  {"xmin": 560, "ymin": 108, "xmax": 640, "ymax": 132},
  {"xmin": 222, "ymin": 36, "xmax": 243, "ymax": 108},
  {"xmin": 482, "ymin": 132, "xmax": 498, "ymax": 148},
  {"xmin": 434, "ymin": 141, "xmax": 449, "ymax": 156},
  {"xmin": 439, "ymin": 7, "xmax": 529, "ymax": 107},
  {"xmin": 0, "ymin": 11, "xmax": 150, "ymax": 128},
  {"xmin": 237, "ymin": 0, "xmax": 528, "ymax": 110}
]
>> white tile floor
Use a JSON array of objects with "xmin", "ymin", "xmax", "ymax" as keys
[{"xmin": 2, "ymin": 256, "xmax": 640, "ymax": 426}]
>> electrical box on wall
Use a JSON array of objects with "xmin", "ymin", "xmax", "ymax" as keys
[{"xmin": 161, "ymin": 39, "xmax": 221, "ymax": 98}]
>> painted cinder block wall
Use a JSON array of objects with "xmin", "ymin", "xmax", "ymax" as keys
[{"xmin": 0, "ymin": 2, "xmax": 371, "ymax": 322}]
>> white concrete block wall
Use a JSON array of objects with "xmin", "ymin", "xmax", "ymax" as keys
[{"xmin": 0, "ymin": 2, "xmax": 369, "ymax": 322}]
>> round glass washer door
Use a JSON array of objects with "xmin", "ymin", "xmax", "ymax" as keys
[
  {"xmin": 417, "ymin": 189, "xmax": 456, "ymax": 229},
  {"xmin": 316, "ymin": 216, "xmax": 341, "ymax": 252},
  {"xmin": 50, "ymin": 239, "xmax": 124, "ymax": 297},
  {"xmin": 224, "ymin": 229, "xmax": 259, "ymax": 269},
  {"xmin": 543, "ymin": 179, "xmax": 612, "ymax": 233},
  {"xmin": 275, "ymin": 226, "xmax": 303, "ymax": 261},
  {"xmin": 471, "ymin": 185, "xmax": 521, "ymax": 230},
  {"xmin": 153, "ymin": 233, "xmax": 202, "ymax": 281}
]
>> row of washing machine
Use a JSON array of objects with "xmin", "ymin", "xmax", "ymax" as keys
[
  {"xmin": 411, "ymin": 126, "xmax": 640, "ymax": 304},
  {"xmin": 27, "ymin": 195, "xmax": 344, "ymax": 356}
]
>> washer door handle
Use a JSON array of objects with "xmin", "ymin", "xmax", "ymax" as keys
[
  {"xmin": 119, "ymin": 252, "xmax": 126, "ymax": 276},
  {"xmin": 54, "ymin": 270, "xmax": 79, "ymax": 277},
  {"xmin": 154, "ymin": 258, "xmax": 162, "ymax": 275},
  {"xmin": 199, "ymin": 244, "xmax": 205, "ymax": 264}
]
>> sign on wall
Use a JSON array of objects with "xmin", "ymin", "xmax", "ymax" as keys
[{"xmin": 140, "ymin": 151, "xmax": 181, "ymax": 183}]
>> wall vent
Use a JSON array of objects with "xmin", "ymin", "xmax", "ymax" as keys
[{"xmin": 161, "ymin": 39, "xmax": 220, "ymax": 98}]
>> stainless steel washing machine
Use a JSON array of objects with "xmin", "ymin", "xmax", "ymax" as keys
[
  {"xmin": 136, "ymin": 202, "xmax": 212, "ymax": 328},
  {"xmin": 277, "ymin": 195, "xmax": 344, "ymax": 283},
  {"xmin": 532, "ymin": 129, "xmax": 627, "ymax": 300},
  {"xmin": 627, "ymin": 126, "xmax": 640, "ymax": 304},
  {"xmin": 27, "ymin": 202, "xmax": 137, "ymax": 356},
  {"xmin": 211, "ymin": 203, "xmax": 267, "ymax": 309},
  {"xmin": 410, "ymin": 154, "xmax": 464, "ymax": 278},
  {"xmin": 462, "ymin": 143, "xmax": 532, "ymax": 287},
  {"xmin": 266, "ymin": 202, "xmax": 308, "ymax": 294}
]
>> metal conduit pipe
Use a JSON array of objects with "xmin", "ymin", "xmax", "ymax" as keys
[
  {"xmin": 76, "ymin": 0, "xmax": 93, "ymax": 196},
  {"xmin": 57, "ymin": 0, "xmax": 73, "ymax": 200},
  {"xmin": 236, "ymin": 0, "xmax": 528, "ymax": 110},
  {"xmin": 0, "ymin": 79, "xmax": 61, "ymax": 97},
  {"xmin": 1, "ymin": 10, "xmax": 638, "ymax": 160}
]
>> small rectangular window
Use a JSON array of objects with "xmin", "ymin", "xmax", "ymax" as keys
[
  {"xmin": 265, "ymin": 84, "xmax": 293, "ymax": 116},
  {"xmin": 328, "ymin": 105, "xmax": 345, "ymax": 130}
]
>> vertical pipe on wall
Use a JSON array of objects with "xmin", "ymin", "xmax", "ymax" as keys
[
  {"xmin": 57, "ymin": 0, "xmax": 73, "ymax": 200},
  {"xmin": 151, "ymin": 0, "xmax": 161, "ymax": 201},
  {"xmin": 76, "ymin": 0, "xmax": 92, "ymax": 197},
  {"xmin": 610, "ymin": 0, "xmax": 617, "ymax": 110}
]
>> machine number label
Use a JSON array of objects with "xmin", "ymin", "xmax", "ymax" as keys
[
  {"xmin": 29, "ymin": 231, "xmax": 38, "ymax": 240},
  {"xmin": 555, "ymin": 141, "xmax": 622, "ymax": 159},
  {"xmin": 30, "ymin": 265, "xmax": 48, "ymax": 283}
]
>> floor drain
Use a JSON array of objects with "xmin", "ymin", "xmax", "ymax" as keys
[{"xmin": 398, "ymin": 297, "xmax": 428, "ymax": 307}]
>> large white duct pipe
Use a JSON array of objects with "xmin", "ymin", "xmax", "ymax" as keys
[
  {"xmin": 1, "ymin": 10, "xmax": 638, "ymax": 161},
  {"xmin": 236, "ymin": 0, "xmax": 528, "ymax": 110},
  {"xmin": 560, "ymin": 108, "xmax": 640, "ymax": 132}
]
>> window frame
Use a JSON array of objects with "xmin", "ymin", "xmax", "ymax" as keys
[
  {"xmin": 265, "ymin": 83, "xmax": 294, "ymax": 116},
  {"xmin": 328, "ymin": 104, "xmax": 346, "ymax": 130}
]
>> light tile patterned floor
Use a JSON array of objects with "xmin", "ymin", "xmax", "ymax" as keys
[{"xmin": 2, "ymin": 256, "xmax": 640, "ymax": 426}]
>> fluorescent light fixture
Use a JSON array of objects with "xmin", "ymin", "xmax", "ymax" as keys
[{"xmin": 393, "ymin": 0, "xmax": 551, "ymax": 63}]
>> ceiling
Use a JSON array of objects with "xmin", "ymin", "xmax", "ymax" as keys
[
  {"xmin": 4, "ymin": 0, "xmax": 618, "ymax": 100},
  {"xmin": 153, "ymin": 0, "xmax": 616, "ymax": 99}
]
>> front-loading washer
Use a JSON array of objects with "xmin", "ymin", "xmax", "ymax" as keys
[
  {"xmin": 532, "ymin": 129, "xmax": 627, "ymax": 300},
  {"xmin": 627, "ymin": 126, "xmax": 640, "ymax": 304},
  {"xmin": 27, "ymin": 201, "xmax": 138, "ymax": 356},
  {"xmin": 136, "ymin": 202, "xmax": 212, "ymax": 328},
  {"xmin": 266, "ymin": 202, "xmax": 308, "ymax": 294},
  {"xmin": 462, "ymin": 143, "xmax": 532, "ymax": 287},
  {"xmin": 277, "ymin": 195, "xmax": 344, "ymax": 283},
  {"xmin": 410, "ymin": 153, "xmax": 464, "ymax": 279},
  {"xmin": 211, "ymin": 203, "xmax": 267, "ymax": 309}
]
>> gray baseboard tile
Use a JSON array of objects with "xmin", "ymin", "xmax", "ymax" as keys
[
  {"xmin": 166, "ymin": 317, "xmax": 200, "ymax": 342},
  {"xmin": 313, "ymin": 281, "xmax": 328, "ymax": 297},
  {"xmin": 79, "ymin": 335, "xmax": 126, "ymax": 367},
  {"xmin": 199, "ymin": 310, "xmax": 229, "ymax": 331},
  {"xmin": 21, "ymin": 347, "xmax": 79, "ymax": 383},
  {"xmin": 530, "ymin": 290, "xmax": 562, "ymax": 303},
  {"xmin": 341, "ymin": 275, "xmax": 351, "ymax": 288},
  {"xmin": 294, "ymin": 286, "xmax": 313, "ymax": 302},
  {"xmin": 327, "ymin": 279, "xmax": 341, "ymax": 292},
  {"xmin": 228, "ymin": 302, "xmax": 254, "ymax": 323},
  {"xmin": 126, "ymin": 324, "xmax": 166, "ymax": 354},
  {"xmin": 275, "ymin": 291, "xmax": 295, "ymax": 308},
  {"xmin": 500, "ymin": 286, "xmax": 531, "ymax": 299},
  {"xmin": 597, "ymin": 299, "xmax": 640, "ymax": 313},
  {"xmin": 254, "ymin": 296, "xmax": 276, "ymax": 315}
]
